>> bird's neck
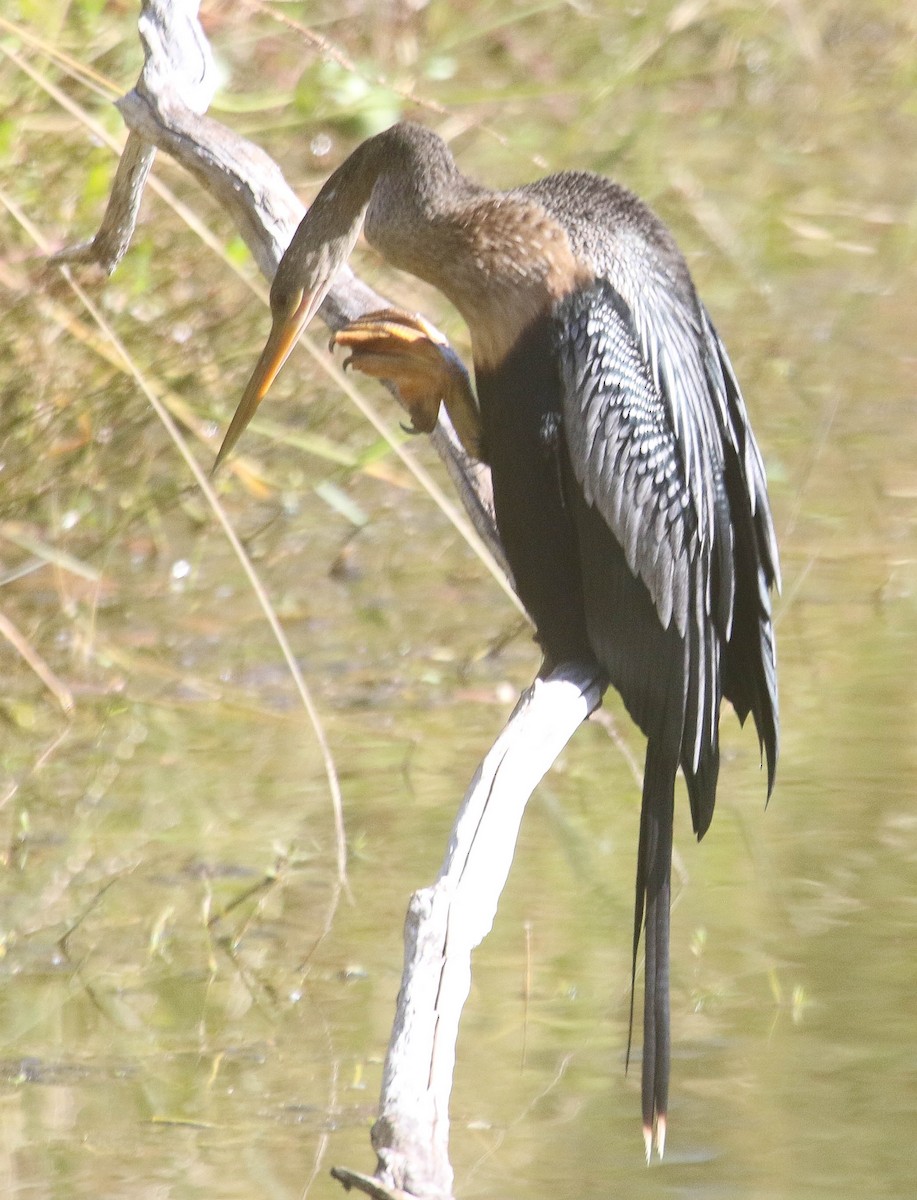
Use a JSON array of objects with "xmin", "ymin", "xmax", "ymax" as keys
[{"xmin": 357, "ymin": 126, "xmax": 589, "ymax": 371}]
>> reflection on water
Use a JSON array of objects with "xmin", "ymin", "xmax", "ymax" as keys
[{"xmin": 1, "ymin": 2, "xmax": 915, "ymax": 1198}]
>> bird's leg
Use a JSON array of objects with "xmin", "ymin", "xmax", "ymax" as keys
[{"xmin": 331, "ymin": 309, "xmax": 482, "ymax": 459}]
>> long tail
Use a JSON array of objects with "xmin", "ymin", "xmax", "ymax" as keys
[{"xmin": 627, "ymin": 740, "xmax": 676, "ymax": 1161}]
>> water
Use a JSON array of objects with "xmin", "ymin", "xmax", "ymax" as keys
[{"xmin": 1, "ymin": 1, "xmax": 915, "ymax": 1196}]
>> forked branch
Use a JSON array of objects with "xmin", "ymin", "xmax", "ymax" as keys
[{"xmin": 59, "ymin": 3, "xmax": 604, "ymax": 1195}]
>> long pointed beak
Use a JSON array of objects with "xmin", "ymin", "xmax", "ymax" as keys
[{"xmin": 212, "ymin": 287, "xmax": 321, "ymax": 472}]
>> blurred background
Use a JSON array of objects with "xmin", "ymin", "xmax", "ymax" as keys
[{"xmin": 1, "ymin": 1, "xmax": 915, "ymax": 1196}]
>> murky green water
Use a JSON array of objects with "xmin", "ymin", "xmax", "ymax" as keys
[{"xmin": 1, "ymin": 2, "xmax": 915, "ymax": 1197}]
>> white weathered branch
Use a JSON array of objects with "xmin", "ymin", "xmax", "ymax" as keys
[
  {"xmin": 58, "ymin": 3, "xmax": 608, "ymax": 1195},
  {"xmin": 57, "ymin": 0, "xmax": 504, "ymax": 576},
  {"xmin": 368, "ymin": 663, "xmax": 605, "ymax": 1200}
]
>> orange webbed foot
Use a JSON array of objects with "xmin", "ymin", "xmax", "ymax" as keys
[{"xmin": 331, "ymin": 309, "xmax": 482, "ymax": 459}]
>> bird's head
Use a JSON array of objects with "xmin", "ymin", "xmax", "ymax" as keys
[
  {"xmin": 212, "ymin": 123, "xmax": 462, "ymax": 471},
  {"xmin": 210, "ymin": 272, "xmax": 315, "ymax": 472},
  {"xmin": 212, "ymin": 146, "xmax": 385, "ymax": 471}
]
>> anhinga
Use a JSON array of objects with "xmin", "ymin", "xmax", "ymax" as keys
[{"xmin": 215, "ymin": 122, "xmax": 780, "ymax": 1158}]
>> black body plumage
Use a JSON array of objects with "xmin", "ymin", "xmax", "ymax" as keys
[{"xmin": 473, "ymin": 153, "xmax": 779, "ymax": 1148}]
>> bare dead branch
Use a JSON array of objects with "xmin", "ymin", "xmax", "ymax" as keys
[
  {"xmin": 370, "ymin": 663, "xmax": 604, "ymax": 1199},
  {"xmin": 54, "ymin": 0, "xmax": 504, "ymax": 572},
  {"xmin": 57, "ymin": 3, "xmax": 607, "ymax": 1194}
]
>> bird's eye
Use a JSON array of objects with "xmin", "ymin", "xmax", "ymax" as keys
[{"xmin": 271, "ymin": 281, "xmax": 303, "ymax": 321}]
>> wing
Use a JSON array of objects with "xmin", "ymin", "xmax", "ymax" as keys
[
  {"xmin": 554, "ymin": 278, "xmax": 734, "ymax": 830},
  {"xmin": 616, "ymin": 236, "xmax": 779, "ymax": 795},
  {"xmin": 701, "ymin": 305, "xmax": 780, "ymax": 795},
  {"xmin": 556, "ymin": 281, "xmax": 699, "ymax": 633},
  {"xmin": 525, "ymin": 169, "xmax": 778, "ymax": 819}
]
